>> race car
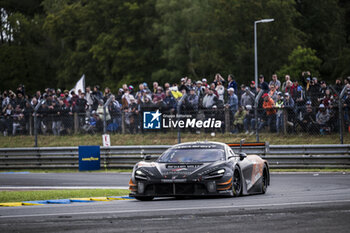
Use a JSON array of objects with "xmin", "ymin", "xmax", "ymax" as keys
[{"xmin": 129, "ymin": 141, "xmax": 270, "ymax": 201}]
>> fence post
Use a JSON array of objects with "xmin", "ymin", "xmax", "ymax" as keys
[
  {"xmin": 33, "ymin": 100, "xmax": 45, "ymax": 147},
  {"xmin": 177, "ymin": 94, "xmax": 187, "ymax": 144},
  {"xmin": 122, "ymin": 111, "xmax": 126, "ymax": 134},
  {"xmin": 339, "ymin": 86, "xmax": 347, "ymax": 144},
  {"xmin": 74, "ymin": 112, "xmax": 79, "ymax": 134},
  {"xmin": 254, "ymin": 90, "xmax": 264, "ymax": 142},
  {"xmin": 225, "ymin": 108, "xmax": 230, "ymax": 133},
  {"xmin": 29, "ymin": 114, "xmax": 33, "ymax": 136},
  {"xmin": 283, "ymin": 108, "xmax": 287, "ymax": 135}
]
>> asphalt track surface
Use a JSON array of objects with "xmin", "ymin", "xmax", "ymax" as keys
[{"xmin": 1, "ymin": 173, "xmax": 350, "ymax": 233}]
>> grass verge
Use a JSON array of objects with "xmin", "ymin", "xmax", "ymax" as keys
[
  {"xmin": 0, "ymin": 132, "xmax": 349, "ymax": 148},
  {"xmin": 0, "ymin": 189, "xmax": 130, "ymax": 203}
]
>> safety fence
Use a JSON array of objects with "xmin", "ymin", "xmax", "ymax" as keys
[
  {"xmin": 1, "ymin": 86, "xmax": 350, "ymax": 144},
  {"xmin": 1, "ymin": 106, "xmax": 349, "ymax": 135},
  {"xmin": 0, "ymin": 144, "xmax": 349, "ymax": 169}
]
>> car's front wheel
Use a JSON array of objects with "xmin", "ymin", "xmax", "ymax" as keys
[
  {"xmin": 261, "ymin": 167, "xmax": 268, "ymax": 194},
  {"xmin": 232, "ymin": 167, "xmax": 242, "ymax": 197},
  {"xmin": 135, "ymin": 196, "xmax": 154, "ymax": 201}
]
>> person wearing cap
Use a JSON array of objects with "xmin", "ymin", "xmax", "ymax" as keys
[
  {"xmin": 179, "ymin": 77, "xmax": 190, "ymax": 93},
  {"xmin": 202, "ymin": 87, "xmax": 218, "ymax": 110},
  {"xmin": 225, "ymin": 88, "xmax": 238, "ymax": 129},
  {"xmin": 250, "ymin": 81, "xmax": 257, "ymax": 94},
  {"xmin": 316, "ymin": 103, "xmax": 330, "ymax": 135},
  {"xmin": 240, "ymin": 87, "xmax": 255, "ymax": 109},
  {"xmin": 227, "ymin": 74, "xmax": 237, "ymax": 93},
  {"xmin": 243, "ymin": 104, "xmax": 255, "ymax": 134},
  {"xmin": 195, "ymin": 81, "xmax": 204, "ymax": 97},
  {"xmin": 258, "ymin": 75, "xmax": 269, "ymax": 93},
  {"xmin": 295, "ymin": 100, "xmax": 316, "ymax": 133},
  {"xmin": 201, "ymin": 78, "xmax": 208, "ymax": 88}
]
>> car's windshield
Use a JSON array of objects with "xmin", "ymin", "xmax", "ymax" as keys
[{"xmin": 158, "ymin": 148, "xmax": 225, "ymax": 163}]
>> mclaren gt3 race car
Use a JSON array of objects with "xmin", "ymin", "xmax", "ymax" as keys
[{"xmin": 129, "ymin": 141, "xmax": 270, "ymax": 201}]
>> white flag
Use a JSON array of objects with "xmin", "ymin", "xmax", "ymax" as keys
[{"xmin": 70, "ymin": 74, "xmax": 85, "ymax": 95}]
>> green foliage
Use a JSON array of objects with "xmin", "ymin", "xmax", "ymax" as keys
[
  {"xmin": 277, "ymin": 46, "xmax": 322, "ymax": 80},
  {"xmin": 0, "ymin": 0, "xmax": 350, "ymax": 93}
]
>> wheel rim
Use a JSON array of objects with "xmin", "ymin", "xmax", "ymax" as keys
[{"xmin": 233, "ymin": 170, "xmax": 241, "ymax": 194}]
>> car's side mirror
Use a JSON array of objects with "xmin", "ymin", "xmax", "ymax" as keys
[
  {"xmin": 143, "ymin": 155, "xmax": 151, "ymax": 161},
  {"xmin": 239, "ymin": 153, "xmax": 247, "ymax": 161}
]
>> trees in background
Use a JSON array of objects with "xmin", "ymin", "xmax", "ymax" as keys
[{"xmin": 1, "ymin": 0, "xmax": 350, "ymax": 94}]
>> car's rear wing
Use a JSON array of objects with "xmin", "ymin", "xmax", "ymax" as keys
[{"xmin": 227, "ymin": 140, "xmax": 267, "ymax": 155}]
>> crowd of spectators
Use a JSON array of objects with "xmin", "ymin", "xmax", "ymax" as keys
[{"xmin": 1, "ymin": 71, "xmax": 350, "ymax": 136}]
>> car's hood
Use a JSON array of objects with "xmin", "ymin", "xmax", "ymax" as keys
[{"xmin": 136, "ymin": 160, "xmax": 226, "ymax": 178}]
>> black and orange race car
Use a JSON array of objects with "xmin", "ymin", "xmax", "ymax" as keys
[{"xmin": 129, "ymin": 141, "xmax": 270, "ymax": 201}]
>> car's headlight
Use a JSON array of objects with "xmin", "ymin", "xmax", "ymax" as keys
[
  {"xmin": 135, "ymin": 169, "xmax": 147, "ymax": 180},
  {"xmin": 209, "ymin": 169, "xmax": 225, "ymax": 176},
  {"xmin": 136, "ymin": 170, "xmax": 146, "ymax": 176}
]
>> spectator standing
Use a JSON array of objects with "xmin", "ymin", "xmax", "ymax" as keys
[
  {"xmin": 316, "ymin": 104, "xmax": 330, "ymax": 135},
  {"xmin": 226, "ymin": 88, "xmax": 238, "ymax": 130},
  {"xmin": 227, "ymin": 74, "xmax": 237, "ymax": 93},
  {"xmin": 214, "ymin": 73, "xmax": 226, "ymax": 86},
  {"xmin": 258, "ymin": 75, "xmax": 269, "ymax": 93},
  {"xmin": 269, "ymin": 74, "xmax": 281, "ymax": 91},
  {"xmin": 275, "ymin": 92, "xmax": 284, "ymax": 134},
  {"xmin": 281, "ymin": 75, "xmax": 291, "ymax": 92},
  {"xmin": 240, "ymin": 87, "xmax": 255, "ymax": 108},
  {"xmin": 215, "ymin": 82, "xmax": 225, "ymax": 102},
  {"xmin": 261, "ymin": 93, "xmax": 276, "ymax": 132}
]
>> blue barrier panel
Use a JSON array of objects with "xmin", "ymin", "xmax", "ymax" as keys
[
  {"xmin": 47, "ymin": 199, "xmax": 71, "ymax": 204},
  {"xmin": 70, "ymin": 198, "xmax": 94, "ymax": 202},
  {"xmin": 79, "ymin": 146, "xmax": 100, "ymax": 171},
  {"xmin": 23, "ymin": 200, "xmax": 49, "ymax": 204}
]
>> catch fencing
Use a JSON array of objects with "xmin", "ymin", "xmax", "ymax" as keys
[{"xmin": 0, "ymin": 144, "xmax": 349, "ymax": 169}]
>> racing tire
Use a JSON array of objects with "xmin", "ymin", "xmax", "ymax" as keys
[
  {"xmin": 261, "ymin": 167, "xmax": 268, "ymax": 194},
  {"xmin": 232, "ymin": 167, "xmax": 242, "ymax": 197},
  {"xmin": 135, "ymin": 196, "xmax": 154, "ymax": 201}
]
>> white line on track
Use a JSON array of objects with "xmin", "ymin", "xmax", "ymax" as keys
[
  {"xmin": 0, "ymin": 186, "xmax": 128, "ymax": 190},
  {"xmin": 1, "ymin": 199, "xmax": 350, "ymax": 219}
]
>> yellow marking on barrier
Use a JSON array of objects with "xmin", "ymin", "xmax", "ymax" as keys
[
  {"xmin": 22, "ymin": 202, "xmax": 44, "ymax": 206},
  {"xmin": 82, "ymin": 157, "xmax": 99, "ymax": 161},
  {"xmin": 0, "ymin": 202, "xmax": 23, "ymax": 207},
  {"xmin": 70, "ymin": 198, "xmax": 93, "ymax": 201},
  {"xmin": 90, "ymin": 197, "xmax": 110, "ymax": 201}
]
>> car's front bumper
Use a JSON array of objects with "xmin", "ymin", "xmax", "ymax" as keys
[{"xmin": 129, "ymin": 176, "xmax": 233, "ymax": 198}]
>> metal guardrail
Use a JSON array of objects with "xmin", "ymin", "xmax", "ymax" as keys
[{"xmin": 0, "ymin": 144, "xmax": 349, "ymax": 169}]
